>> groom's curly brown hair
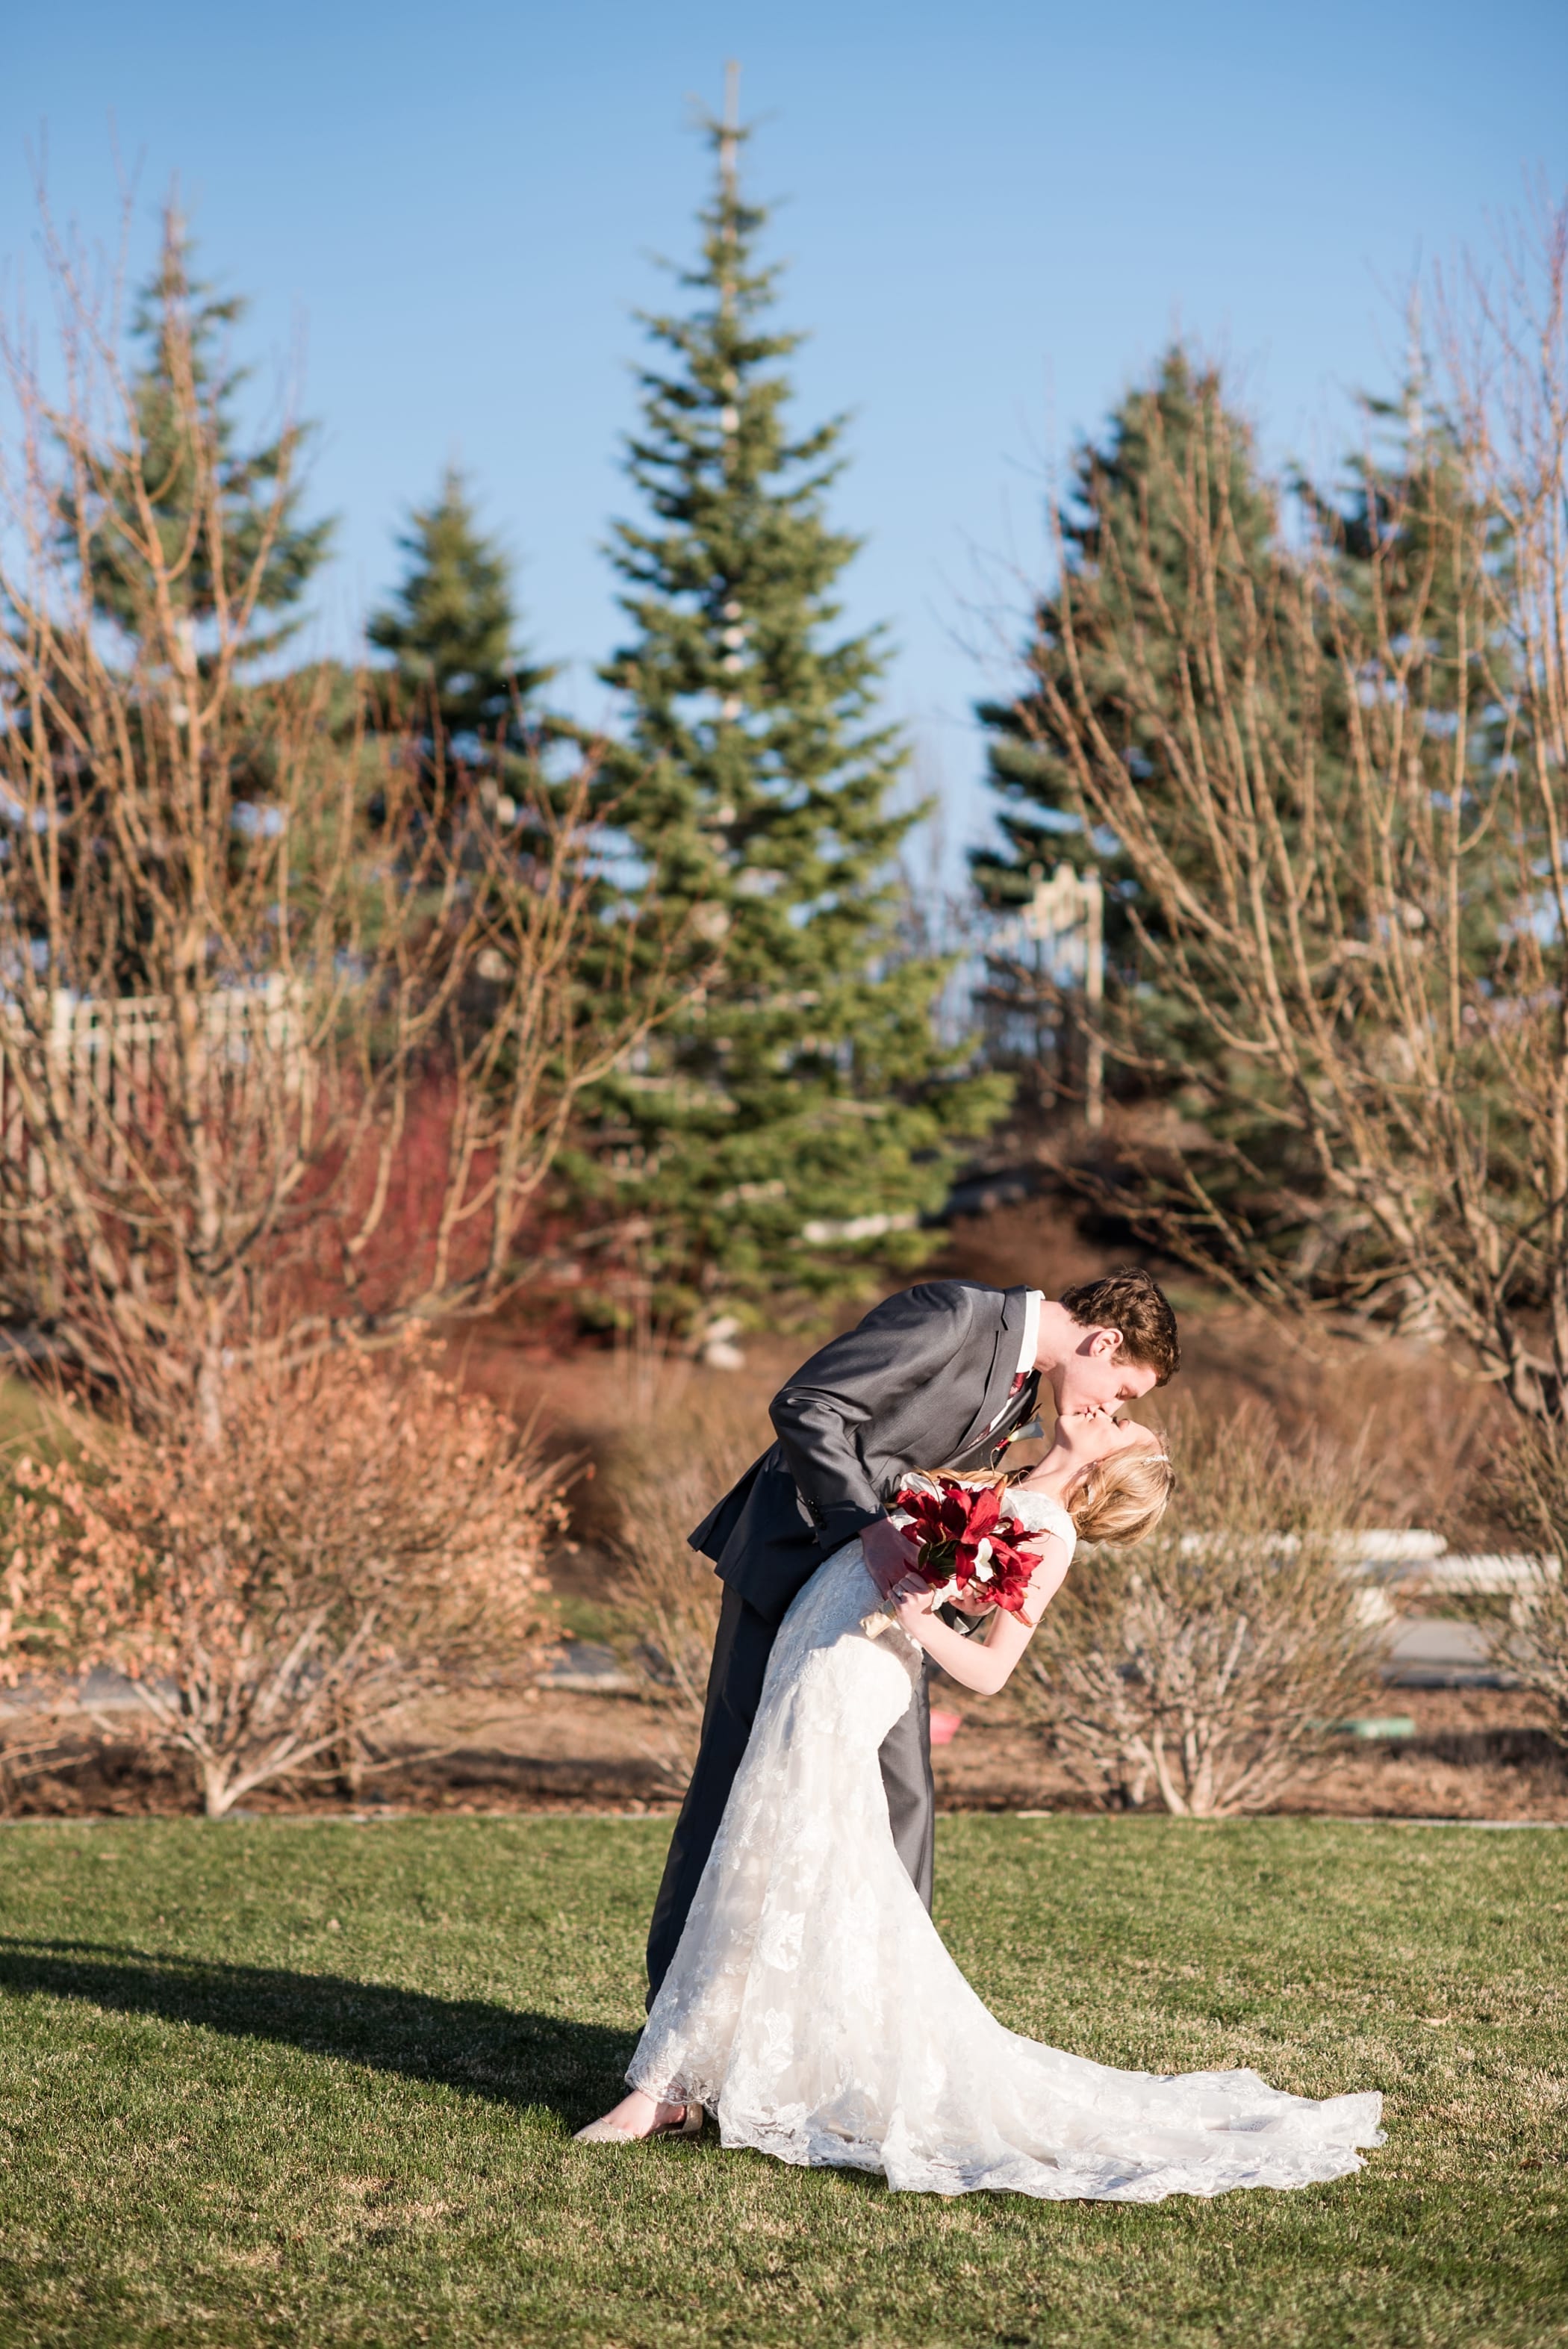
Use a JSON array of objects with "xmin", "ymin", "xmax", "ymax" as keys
[{"xmin": 1058, "ymin": 1267, "xmax": 1180, "ymax": 1384}]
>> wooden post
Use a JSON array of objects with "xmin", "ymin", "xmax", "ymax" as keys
[{"xmin": 1083, "ymin": 866, "xmax": 1104, "ymax": 1130}]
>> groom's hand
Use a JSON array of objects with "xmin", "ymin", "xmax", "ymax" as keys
[{"xmin": 862, "ymin": 1514, "xmax": 921, "ymax": 1598}]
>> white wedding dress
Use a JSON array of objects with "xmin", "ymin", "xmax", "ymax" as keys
[{"xmin": 629, "ymin": 1485, "xmax": 1384, "ymax": 2200}]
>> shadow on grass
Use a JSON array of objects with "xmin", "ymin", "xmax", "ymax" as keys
[{"xmin": 0, "ymin": 1938, "xmax": 635, "ymax": 2126}]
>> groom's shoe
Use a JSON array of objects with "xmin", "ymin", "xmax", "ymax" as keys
[{"xmin": 573, "ymin": 2101, "xmax": 704, "ymax": 2144}]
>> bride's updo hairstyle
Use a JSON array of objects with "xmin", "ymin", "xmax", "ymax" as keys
[{"xmin": 1063, "ymin": 1444, "xmax": 1175, "ymax": 1546}]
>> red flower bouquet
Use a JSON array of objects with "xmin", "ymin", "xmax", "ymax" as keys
[{"xmin": 862, "ymin": 1476, "xmax": 1038, "ymax": 1638}]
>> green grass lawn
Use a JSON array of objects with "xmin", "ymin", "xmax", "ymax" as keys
[{"xmin": 0, "ymin": 1817, "xmax": 1562, "ymax": 2348}]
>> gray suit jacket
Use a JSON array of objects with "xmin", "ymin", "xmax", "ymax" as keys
[{"xmin": 688, "ymin": 1281, "xmax": 1041, "ymax": 1626}]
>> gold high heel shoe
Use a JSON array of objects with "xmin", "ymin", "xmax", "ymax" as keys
[{"xmin": 573, "ymin": 2101, "xmax": 704, "ymax": 2144}]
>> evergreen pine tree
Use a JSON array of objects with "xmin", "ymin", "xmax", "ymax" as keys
[
  {"xmin": 31, "ymin": 207, "xmax": 335, "ymax": 891},
  {"xmin": 1307, "ymin": 382, "xmax": 1511, "ymax": 778},
  {"xmin": 974, "ymin": 347, "xmax": 1324, "ymax": 1156},
  {"xmin": 367, "ymin": 466, "xmax": 555, "ymax": 791},
  {"xmin": 978, "ymin": 354, "xmax": 1508, "ymax": 1060},
  {"xmin": 974, "ymin": 350, "xmax": 1281, "ymax": 1080},
  {"xmin": 78, "ymin": 205, "xmax": 332, "ymax": 662},
  {"xmin": 575, "ymin": 90, "xmax": 1003, "ymax": 1338},
  {"xmin": 977, "ymin": 349, "xmax": 1520, "ymax": 1287}
]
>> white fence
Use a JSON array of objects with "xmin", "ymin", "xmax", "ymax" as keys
[
  {"xmin": 982, "ymin": 862, "xmax": 1106, "ymax": 1125},
  {"xmin": 1, "ymin": 983, "xmax": 314, "ymax": 1316},
  {"xmin": 1, "ymin": 980, "xmax": 311, "ymax": 1179},
  {"xmin": 1362, "ymin": 1533, "xmax": 1559, "ymax": 1601}
]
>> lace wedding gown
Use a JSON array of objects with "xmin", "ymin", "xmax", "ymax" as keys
[{"xmin": 629, "ymin": 1485, "xmax": 1383, "ymax": 2200}]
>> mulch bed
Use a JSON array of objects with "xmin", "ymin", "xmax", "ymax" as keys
[{"xmin": 5, "ymin": 1683, "xmax": 1564, "ymax": 1821}]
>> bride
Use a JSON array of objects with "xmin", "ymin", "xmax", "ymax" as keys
[{"xmin": 576, "ymin": 1407, "xmax": 1383, "ymax": 2200}]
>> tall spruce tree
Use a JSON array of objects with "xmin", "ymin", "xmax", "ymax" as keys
[
  {"xmin": 971, "ymin": 347, "xmax": 1277, "ymax": 1001},
  {"xmin": 1307, "ymin": 383, "xmax": 1512, "ymax": 776},
  {"xmin": 977, "ymin": 353, "xmax": 1506, "ymax": 1020},
  {"xmin": 367, "ymin": 467, "xmax": 556, "ymax": 791},
  {"xmin": 977, "ymin": 350, "xmax": 1522, "ymax": 1290},
  {"xmin": 981, "ymin": 347, "xmax": 1324, "ymax": 1146},
  {"xmin": 576, "ymin": 93, "xmax": 1003, "ymax": 1337},
  {"xmin": 36, "ymin": 208, "xmax": 336, "ymax": 885},
  {"xmin": 77, "ymin": 206, "xmax": 332, "ymax": 662}
]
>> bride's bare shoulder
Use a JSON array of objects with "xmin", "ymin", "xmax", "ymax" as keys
[{"xmin": 1002, "ymin": 1486, "xmax": 1076, "ymax": 1543}]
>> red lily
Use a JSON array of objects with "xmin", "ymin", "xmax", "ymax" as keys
[{"xmin": 891, "ymin": 1478, "xmax": 1038, "ymax": 1615}]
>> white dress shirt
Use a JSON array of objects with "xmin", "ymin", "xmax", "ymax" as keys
[{"xmin": 1016, "ymin": 1288, "xmax": 1042, "ymax": 1381}]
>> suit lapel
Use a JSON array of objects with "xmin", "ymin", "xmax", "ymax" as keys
[
  {"xmin": 992, "ymin": 1368, "xmax": 1042, "ymax": 1445},
  {"xmin": 948, "ymin": 1371, "xmax": 1040, "ymax": 1471},
  {"xmin": 944, "ymin": 1285, "xmax": 1030, "ymax": 1465}
]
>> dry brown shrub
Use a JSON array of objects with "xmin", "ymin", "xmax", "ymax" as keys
[
  {"xmin": 0, "ymin": 1389, "xmax": 81, "ymax": 1808},
  {"xmin": 604, "ymin": 1386, "xmax": 766, "ymax": 1773},
  {"xmin": 1487, "ymin": 1430, "xmax": 1568, "ymax": 1742},
  {"xmin": 1022, "ymin": 1401, "xmax": 1383, "ymax": 1815},
  {"xmin": 0, "ymin": 1340, "xmax": 568, "ymax": 1815}
]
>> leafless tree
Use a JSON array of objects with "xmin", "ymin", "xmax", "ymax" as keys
[
  {"xmin": 1011, "ymin": 196, "xmax": 1568, "ymax": 1419},
  {"xmin": 0, "ymin": 200, "xmax": 694, "ymax": 1436}
]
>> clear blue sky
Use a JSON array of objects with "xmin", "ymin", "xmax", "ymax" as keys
[{"xmin": 7, "ymin": 0, "xmax": 1566, "ymax": 877}]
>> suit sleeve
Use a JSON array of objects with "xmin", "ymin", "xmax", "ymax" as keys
[{"xmin": 769, "ymin": 1283, "xmax": 979, "ymax": 1557}]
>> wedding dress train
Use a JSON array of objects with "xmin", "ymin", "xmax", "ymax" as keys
[{"xmin": 628, "ymin": 1487, "xmax": 1383, "ymax": 2200}]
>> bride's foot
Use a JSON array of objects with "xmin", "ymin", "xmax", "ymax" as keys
[{"xmin": 573, "ymin": 2089, "xmax": 701, "ymax": 2144}]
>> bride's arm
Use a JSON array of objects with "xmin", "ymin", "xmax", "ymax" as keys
[{"xmin": 889, "ymin": 1532, "xmax": 1071, "ymax": 1697}]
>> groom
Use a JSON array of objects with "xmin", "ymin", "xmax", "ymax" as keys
[{"xmin": 645, "ymin": 1267, "xmax": 1180, "ymax": 2000}]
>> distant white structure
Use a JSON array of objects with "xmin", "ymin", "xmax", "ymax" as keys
[{"xmin": 990, "ymin": 861, "xmax": 1105, "ymax": 1127}]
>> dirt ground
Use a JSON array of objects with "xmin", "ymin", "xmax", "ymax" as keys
[{"xmin": 10, "ymin": 1678, "xmax": 1564, "ymax": 1823}]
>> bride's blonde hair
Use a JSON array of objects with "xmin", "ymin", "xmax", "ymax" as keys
[
  {"xmin": 936, "ymin": 1441, "xmax": 1175, "ymax": 1548},
  {"xmin": 1058, "ymin": 1444, "xmax": 1174, "ymax": 1546}
]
